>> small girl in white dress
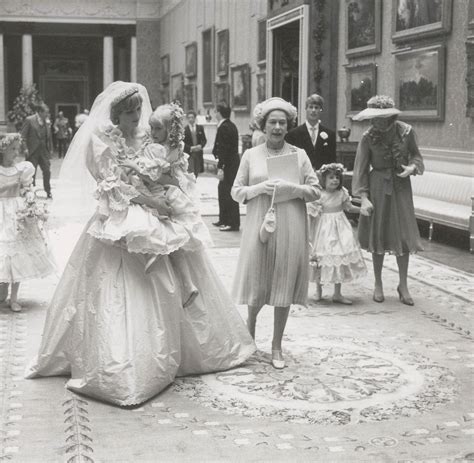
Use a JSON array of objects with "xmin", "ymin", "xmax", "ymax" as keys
[
  {"xmin": 118, "ymin": 104, "xmax": 212, "ymax": 307},
  {"xmin": 308, "ymin": 163, "xmax": 366, "ymax": 304},
  {"xmin": 0, "ymin": 133, "xmax": 55, "ymax": 312}
]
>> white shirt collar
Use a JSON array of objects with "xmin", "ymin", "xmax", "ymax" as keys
[
  {"xmin": 36, "ymin": 114, "xmax": 44, "ymax": 126},
  {"xmin": 305, "ymin": 120, "xmax": 319, "ymax": 132},
  {"xmin": 217, "ymin": 118, "xmax": 226, "ymax": 128}
]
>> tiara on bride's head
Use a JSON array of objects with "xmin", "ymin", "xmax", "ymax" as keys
[{"xmin": 111, "ymin": 86, "xmax": 139, "ymax": 108}]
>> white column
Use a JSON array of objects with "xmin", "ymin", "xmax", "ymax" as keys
[
  {"xmin": 103, "ymin": 36, "xmax": 114, "ymax": 88},
  {"xmin": 130, "ymin": 36, "xmax": 137, "ymax": 83},
  {"xmin": 22, "ymin": 34, "xmax": 33, "ymax": 87},
  {"xmin": 0, "ymin": 33, "xmax": 6, "ymax": 128}
]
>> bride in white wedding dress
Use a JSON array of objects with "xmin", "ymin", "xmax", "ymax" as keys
[{"xmin": 26, "ymin": 81, "xmax": 255, "ymax": 406}]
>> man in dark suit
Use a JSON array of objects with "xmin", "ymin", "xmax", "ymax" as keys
[
  {"xmin": 183, "ymin": 110, "xmax": 207, "ymax": 177},
  {"xmin": 212, "ymin": 104, "xmax": 240, "ymax": 231},
  {"xmin": 285, "ymin": 93, "xmax": 336, "ymax": 170},
  {"xmin": 21, "ymin": 103, "xmax": 53, "ymax": 198}
]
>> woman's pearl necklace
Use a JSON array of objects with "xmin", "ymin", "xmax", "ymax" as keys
[{"xmin": 265, "ymin": 142, "xmax": 286, "ymax": 157}]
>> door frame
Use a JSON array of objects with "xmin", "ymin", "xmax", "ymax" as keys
[{"xmin": 266, "ymin": 5, "xmax": 310, "ymax": 123}]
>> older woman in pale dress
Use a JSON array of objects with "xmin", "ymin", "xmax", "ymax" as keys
[{"xmin": 232, "ymin": 97, "xmax": 320, "ymax": 369}]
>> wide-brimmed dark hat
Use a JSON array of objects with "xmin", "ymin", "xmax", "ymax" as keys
[{"xmin": 352, "ymin": 95, "xmax": 401, "ymax": 121}]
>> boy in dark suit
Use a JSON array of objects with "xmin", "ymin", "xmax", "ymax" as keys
[
  {"xmin": 285, "ymin": 93, "xmax": 336, "ymax": 170},
  {"xmin": 21, "ymin": 103, "xmax": 53, "ymax": 198},
  {"xmin": 183, "ymin": 110, "xmax": 207, "ymax": 177},
  {"xmin": 212, "ymin": 104, "xmax": 240, "ymax": 231}
]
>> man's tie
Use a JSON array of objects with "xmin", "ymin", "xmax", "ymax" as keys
[{"xmin": 310, "ymin": 126, "xmax": 317, "ymax": 145}]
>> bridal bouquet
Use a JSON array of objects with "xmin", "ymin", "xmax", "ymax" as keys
[{"xmin": 16, "ymin": 185, "xmax": 49, "ymax": 233}]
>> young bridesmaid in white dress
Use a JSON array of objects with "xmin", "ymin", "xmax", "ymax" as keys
[
  {"xmin": 308, "ymin": 163, "xmax": 367, "ymax": 304},
  {"xmin": 0, "ymin": 133, "xmax": 55, "ymax": 312}
]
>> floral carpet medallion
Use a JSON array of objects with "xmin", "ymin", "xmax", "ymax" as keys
[{"xmin": 174, "ymin": 335, "xmax": 456, "ymax": 426}]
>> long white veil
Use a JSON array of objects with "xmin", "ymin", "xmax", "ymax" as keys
[{"xmin": 50, "ymin": 81, "xmax": 152, "ymax": 265}]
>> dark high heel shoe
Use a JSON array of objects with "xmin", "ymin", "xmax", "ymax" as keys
[
  {"xmin": 373, "ymin": 288, "xmax": 384, "ymax": 303},
  {"xmin": 397, "ymin": 286, "xmax": 414, "ymax": 306}
]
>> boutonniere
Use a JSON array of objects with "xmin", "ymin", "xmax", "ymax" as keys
[{"xmin": 320, "ymin": 131, "xmax": 328, "ymax": 140}]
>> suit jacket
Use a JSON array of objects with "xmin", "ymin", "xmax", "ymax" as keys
[
  {"xmin": 212, "ymin": 119, "xmax": 239, "ymax": 173},
  {"xmin": 184, "ymin": 124, "xmax": 207, "ymax": 156},
  {"xmin": 285, "ymin": 123, "xmax": 336, "ymax": 170},
  {"xmin": 21, "ymin": 114, "xmax": 53, "ymax": 158}
]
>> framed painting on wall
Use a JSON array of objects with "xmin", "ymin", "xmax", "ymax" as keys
[
  {"xmin": 345, "ymin": 63, "xmax": 377, "ymax": 116},
  {"xmin": 392, "ymin": 0, "xmax": 452, "ymax": 42},
  {"xmin": 346, "ymin": 0, "xmax": 382, "ymax": 58},
  {"xmin": 394, "ymin": 44, "xmax": 445, "ymax": 121},
  {"xmin": 231, "ymin": 64, "xmax": 250, "ymax": 112},
  {"xmin": 202, "ymin": 27, "xmax": 215, "ymax": 107},
  {"xmin": 184, "ymin": 83, "xmax": 197, "ymax": 112},
  {"xmin": 185, "ymin": 42, "xmax": 197, "ymax": 78},
  {"xmin": 214, "ymin": 82, "xmax": 230, "ymax": 106},
  {"xmin": 171, "ymin": 73, "xmax": 184, "ymax": 104},
  {"xmin": 216, "ymin": 29, "xmax": 229, "ymax": 77},
  {"xmin": 161, "ymin": 55, "xmax": 170, "ymax": 85},
  {"xmin": 256, "ymin": 72, "xmax": 266, "ymax": 103}
]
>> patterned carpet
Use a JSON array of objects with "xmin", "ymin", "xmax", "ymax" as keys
[{"xmin": 1, "ymin": 243, "xmax": 473, "ymax": 461}]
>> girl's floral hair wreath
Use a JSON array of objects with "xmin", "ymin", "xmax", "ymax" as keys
[
  {"xmin": 318, "ymin": 163, "xmax": 345, "ymax": 175},
  {"xmin": 167, "ymin": 100, "xmax": 185, "ymax": 149},
  {"xmin": 0, "ymin": 133, "xmax": 22, "ymax": 152}
]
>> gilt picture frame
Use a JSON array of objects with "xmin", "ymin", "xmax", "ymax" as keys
[
  {"xmin": 392, "ymin": 0, "xmax": 453, "ymax": 42},
  {"xmin": 216, "ymin": 29, "xmax": 229, "ymax": 77},
  {"xmin": 346, "ymin": 63, "xmax": 377, "ymax": 116},
  {"xmin": 346, "ymin": 0, "xmax": 382, "ymax": 58},
  {"xmin": 230, "ymin": 64, "xmax": 250, "ymax": 112},
  {"xmin": 394, "ymin": 44, "xmax": 445, "ymax": 121},
  {"xmin": 185, "ymin": 42, "xmax": 197, "ymax": 78},
  {"xmin": 161, "ymin": 54, "xmax": 170, "ymax": 85}
]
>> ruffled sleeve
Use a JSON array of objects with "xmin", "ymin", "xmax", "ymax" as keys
[
  {"xmin": 17, "ymin": 161, "xmax": 35, "ymax": 187},
  {"xmin": 87, "ymin": 132, "xmax": 140, "ymax": 217},
  {"xmin": 352, "ymin": 132, "xmax": 371, "ymax": 198}
]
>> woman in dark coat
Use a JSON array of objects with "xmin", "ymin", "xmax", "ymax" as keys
[{"xmin": 352, "ymin": 95, "xmax": 424, "ymax": 305}]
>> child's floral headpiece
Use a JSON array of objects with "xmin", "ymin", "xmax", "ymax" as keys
[
  {"xmin": 318, "ymin": 163, "xmax": 344, "ymax": 175},
  {"xmin": 167, "ymin": 101, "xmax": 185, "ymax": 149},
  {"xmin": 0, "ymin": 133, "xmax": 22, "ymax": 152}
]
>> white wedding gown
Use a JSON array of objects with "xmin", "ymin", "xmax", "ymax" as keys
[{"xmin": 26, "ymin": 120, "xmax": 255, "ymax": 406}]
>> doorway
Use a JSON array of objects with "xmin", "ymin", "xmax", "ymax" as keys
[{"xmin": 272, "ymin": 21, "xmax": 299, "ymax": 109}]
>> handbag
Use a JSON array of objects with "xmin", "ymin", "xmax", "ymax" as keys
[{"xmin": 259, "ymin": 186, "xmax": 277, "ymax": 243}]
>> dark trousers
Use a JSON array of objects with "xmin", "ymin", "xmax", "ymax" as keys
[
  {"xmin": 57, "ymin": 138, "xmax": 68, "ymax": 158},
  {"xmin": 28, "ymin": 150, "xmax": 51, "ymax": 195},
  {"xmin": 218, "ymin": 161, "xmax": 240, "ymax": 229},
  {"xmin": 187, "ymin": 151, "xmax": 203, "ymax": 178}
]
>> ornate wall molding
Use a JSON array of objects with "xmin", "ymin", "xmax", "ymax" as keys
[{"xmin": 0, "ymin": 0, "xmax": 151, "ymax": 24}]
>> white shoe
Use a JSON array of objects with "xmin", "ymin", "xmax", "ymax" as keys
[
  {"xmin": 10, "ymin": 301, "xmax": 22, "ymax": 312},
  {"xmin": 271, "ymin": 350, "xmax": 285, "ymax": 369}
]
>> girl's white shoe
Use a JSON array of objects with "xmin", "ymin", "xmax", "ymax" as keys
[{"xmin": 10, "ymin": 301, "xmax": 22, "ymax": 312}]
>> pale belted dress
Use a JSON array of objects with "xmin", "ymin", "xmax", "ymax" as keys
[{"xmin": 231, "ymin": 143, "xmax": 320, "ymax": 308}]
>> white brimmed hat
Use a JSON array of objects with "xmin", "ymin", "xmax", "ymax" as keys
[
  {"xmin": 352, "ymin": 95, "xmax": 401, "ymax": 121},
  {"xmin": 253, "ymin": 97, "xmax": 298, "ymax": 127}
]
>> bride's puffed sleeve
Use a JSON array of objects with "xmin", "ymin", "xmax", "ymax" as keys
[
  {"xmin": 274, "ymin": 150, "xmax": 321, "ymax": 203},
  {"xmin": 87, "ymin": 133, "xmax": 140, "ymax": 216},
  {"xmin": 18, "ymin": 161, "xmax": 35, "ymax": 187}
]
